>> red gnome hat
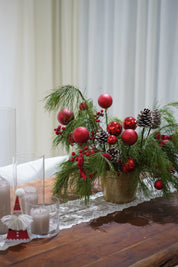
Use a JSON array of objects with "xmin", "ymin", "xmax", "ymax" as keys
[
  {"xmin": 13, "ymin": 195, "xmax": 21, "ymax": 213},
  {"xmin": 5, "ymin": 188, "xmax": 31, "ymax": 242}
]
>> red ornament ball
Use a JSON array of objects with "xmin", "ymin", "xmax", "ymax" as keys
[
  {"xmin": 107, "ymin": 121, "xmax": 122, "ymax": 136},
  {"xmin": 79, "ymin": 102, "xmax": 87, "ymax": 110},
  {"xmin": 121, "ymin": 129, "xmax": 138, "ymax": 146},
  {"xmin": 57, "ymin": 108, "xmax": 74, "ymax": 125},
  {"xmin": 123, "ymin": 117, "xmax": 137, "ymax": 130},
  {"xmin": 154, "ymin": 179, "xmax": 163, "ymax": 190},
  {"xmin": 122, "ymin": 158, "xmax": 136, "ymax": 172},
  {"xmin": 73, "ymin": 127, "xmax": 90, "ymax": 143},
  {"xmin": 107, "ymin": 135, "xmax": 117, "ymax": 145},
  {"xmin": 98, "ymin": 94, "xmax": 113, "ymax": 109}
]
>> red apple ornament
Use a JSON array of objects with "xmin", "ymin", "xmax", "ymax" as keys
[
  {"xmin": 98, "ymin": 94, "xmax": 113, "ymax": 109},
  {"xmin": 121, "ymin": 129, "xmax": 138, "ymax": 146},
  {"xmin": 73, "ymin": 127, "xmax": 90, "ymax": 143},
  {"xmin": 107, "ymin": 121, "xmax": 122, "ymax": 136},
  {"xmin": 123, "ymin": 117, "xmax": 137, "ymax": 130},
  {"xmin": 57, "ymin": 108, "xmax": 74, "ymax": 125}
]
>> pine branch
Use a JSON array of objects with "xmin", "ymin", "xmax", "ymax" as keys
[
  {"xmin": 44, "ymin": 85, "xmax": 85, "ymax": 113},
  {"xmin": 164, "ymin": 102, "xmax": 178, "ymax": 108}
]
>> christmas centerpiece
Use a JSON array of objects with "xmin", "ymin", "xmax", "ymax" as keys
[{"xmin": 44, "ymin": 85, "xmax": 178, "ymax": 204}]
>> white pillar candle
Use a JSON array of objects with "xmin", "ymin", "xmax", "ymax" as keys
[
  {"xmin": 31, "ymin": 207, "xmax": 49, "ymax": 235},
  {"xmin": 0, "ymin": 177, "xmax": 11, "ymax": 234},
  {"xmin": 21, "ymin": 186, "xmax": 38, "ymax": 214}
]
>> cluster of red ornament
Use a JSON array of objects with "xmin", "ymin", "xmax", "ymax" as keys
[{"xmin": 54, "ymin": 93, "xmax": 165, "ymax": 191}]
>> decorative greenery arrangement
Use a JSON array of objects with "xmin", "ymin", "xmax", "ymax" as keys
[{"xmin": 44, "ymin": 85, "xmax": 178, "ymax": 203}]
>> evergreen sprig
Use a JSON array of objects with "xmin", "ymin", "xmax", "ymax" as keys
[{"xmin": 44, "ymin": 85, "xmax": 85, "ymax": 113}]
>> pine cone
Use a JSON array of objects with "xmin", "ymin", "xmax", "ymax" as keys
[
  {"xmin": 136, "ymin": 108, "xmax": 152, "ymax": 128},
  {"xmin": 95, "ymin": 129, "xmax": 109, "ymax": 144},
  {"xmin": 151, "ymin": 109, "xmax": 161, "ymax": 129},
  {"xmin": 107, "ymin": 146, "xmax": 121, "ymax": 163}
]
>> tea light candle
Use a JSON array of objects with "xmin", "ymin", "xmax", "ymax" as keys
[
  {"xmin": 21, "ymin": 186, "xmax": 38, "ymax": 214},
  {"xmin": 31, "ymin": 207, "xmax": 49, "ymax": 235},
  {"xmin": 0, "ymin": 177, "xmax": 11, "ymax": 234}
]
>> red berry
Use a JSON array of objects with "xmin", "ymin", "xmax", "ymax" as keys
[
  {"xmin": 62, "ymin": 127, "xmax": 65, "ymax": 130},
  {"xmin": 84, "ymin": 146, "xmax": 88, "ymax": 150},
  {"xmin": 79, "ymin": 150, "xmax": 83, "ymax": 153},
  {"xmin": 96, "ymin": 119, "xmax": 100, "ymax": 122},
  {"xmin": 71, "ymin": 152, "xmax": 75, "ymax": 156},
  {"xmin": 97, "ymin": 112, "xmax": 101, "ymax": 115},
  {"xmin": 71, "ymin": 158, "xmax": 75, "ymax": 162}
]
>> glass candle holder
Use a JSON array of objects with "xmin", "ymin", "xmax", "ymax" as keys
[
  {"xmin": 0, "ymin": 107, "xmax": 16, "ymax": 167},
  {"xmin": 29, "ymin": 195, "xmax": 60, "ymax": 238},
  {"xmin": 0, "ymin": 177, "xmax": 11, "ymax": 234},
  {"xmin": 13, "ymin": 153, "xmax": 45, "ymax": 203},
  {"xmin": 0, "ymin": 107, "xmax": 16, "ymax": 235},
  {"xmin": 20, "ymin": 186, "xmax": 38, "ymax": 214}
]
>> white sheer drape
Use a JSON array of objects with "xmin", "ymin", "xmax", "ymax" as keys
[
  {"xmin": 0, "ymin": 0, "xmax": 58, "ymax": 157},
  {"xmin": 79, "ymin": 0, "xmax": 178, "ymax": 119},
  {"xmin": 0, "ymin": 0, "xmax": 178, "ymax": 158}
]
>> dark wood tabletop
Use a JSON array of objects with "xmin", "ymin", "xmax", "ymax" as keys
[{"xmin": 0, "ymin": 177, "xmax": 178, "ymax": 267}]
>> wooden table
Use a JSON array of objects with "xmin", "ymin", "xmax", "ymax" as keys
[{"xmin": 0, "ymin": 178, "xmax": 178, "ymax": 267}]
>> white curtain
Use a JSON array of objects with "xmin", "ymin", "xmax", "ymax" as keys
[
  {"xmin": 0, "ymin": 0, "xmax": 178, "ymax": 158},
  {"xmin": 0, "ymin": 0, "xmax": 58, "ymax": 157},
  {"xmin": 78, "ymin": 0, "xmax": 178, "ymax": 119}
]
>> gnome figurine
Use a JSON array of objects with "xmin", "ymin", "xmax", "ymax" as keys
[{"xmin": 1, "ymin": 188, "xmax": 33, "ymax": 242}]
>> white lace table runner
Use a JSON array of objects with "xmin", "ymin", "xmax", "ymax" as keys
[{"xmin": 0, "ymin": 188, "xmax": 166, "ymax": 251}]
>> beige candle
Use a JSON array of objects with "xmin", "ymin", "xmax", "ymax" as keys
[
  {"xmin": 0, "ymin": 177, "xmax": 11, "ymax": 234},
  {"xmin": 21, "ymin": 186, "xmax": 38, "ymax": 214},
  {"xmin": 31, "ymin": 207, "xmax": 49, "ymax": 235}
]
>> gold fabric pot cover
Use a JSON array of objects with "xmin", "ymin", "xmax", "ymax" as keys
[{"xmin": 102, "ymin": 172, "xmax": 138, "ymax": 204}]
